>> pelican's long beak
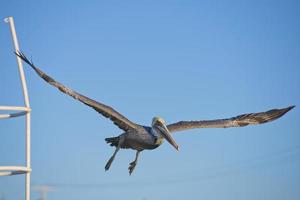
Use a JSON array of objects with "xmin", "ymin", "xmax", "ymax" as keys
[{"xmin": 157, "ymin": 124, "xmax": 179, "ymax": 151}]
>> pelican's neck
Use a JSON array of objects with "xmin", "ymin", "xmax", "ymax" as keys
[{"xmin": 151, "ymin": 126, "xmax": 164, "ymax": 145}]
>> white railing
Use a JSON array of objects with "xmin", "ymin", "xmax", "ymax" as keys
[{"xmin": 0, "ymin": 17, "xmax": 31, "ymax": 200}]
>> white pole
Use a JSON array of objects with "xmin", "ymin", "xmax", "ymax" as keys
[
  {"xmin": 4, "ymin": 17, "xmax": 30, "ymax": 107},
  {"xmin": 4, "ymin": 17, "xmax": 31, "ymax": 200}
]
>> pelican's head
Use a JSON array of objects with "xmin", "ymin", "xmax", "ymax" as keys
[{"xmin": 152, "ymin": 117, "xmax": 179, "ymax": 151}]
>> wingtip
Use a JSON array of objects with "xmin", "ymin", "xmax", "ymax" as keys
[
  {"xmin": 14, "ymin": 50, "xmax": 26, "ymax": 61},
  {"xmin": 14, "ymin": 50, "xmax": 22, "ymax": 58},
  {"xmin": 14, "ymin": 51, "xmax": 37, "ymax": 70},
  {"xmin": 275, "ymin": 105, "xmax": 295, "ymax": 119},
  {"xmin": 284, "ymin": 105, "xmax": 295, "ymax": 112}
]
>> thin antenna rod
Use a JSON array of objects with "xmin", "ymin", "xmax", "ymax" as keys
[{"xmin": 33, "ymin": 185, "xmax": 54, "ymax": 200}]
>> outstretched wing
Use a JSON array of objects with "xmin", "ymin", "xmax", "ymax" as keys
[
  {"xmin": 167, "ymin": 106, "xmax": 294, "ymax": 133},
  {"xmin": 16, "ymin": 52, "xmax": 139, "ymax": 132}
]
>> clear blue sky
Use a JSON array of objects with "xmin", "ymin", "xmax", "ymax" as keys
[{"xmin": 0, "ymin": 1, "xmax": 299, "ymax": 200}]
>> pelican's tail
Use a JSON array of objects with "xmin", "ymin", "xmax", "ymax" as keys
[{"xmin": 105, "ymin": 136, "xmax": 119, "ymax": 147}]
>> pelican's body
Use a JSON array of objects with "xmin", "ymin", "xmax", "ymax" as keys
[
  {"xmin": 112, "ymin": 127, "xmax": 160, "ymax": 151},
  {"xmin": 17, "ymin": 52, "xmax": 294, "ymax": 175}
]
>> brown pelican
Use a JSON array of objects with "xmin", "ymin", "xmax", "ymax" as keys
[{"xmin": 16, "ymin": 52, "xmax": 294, "ymax": 175}]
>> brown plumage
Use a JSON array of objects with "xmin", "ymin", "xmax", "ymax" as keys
[
  {"xmin": 16, "ymin": 52, "xmax": 138, "ymax": 132},
  {"xmin": 16, "ymin": 51, "xmax": 294, "ymax": 175},
  {"xmin": 167, "ymin": 106, "xmax": 295, "ymax": 132}
]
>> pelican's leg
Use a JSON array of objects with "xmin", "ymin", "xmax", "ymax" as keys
[
  {"xmin": 105, "ymin": 146, "xmax": 120, "ymax": 171},
  {"xmin": 128, "ymin": 150, "xmax": 141, "ymax": 175},
  {"xmin": 105, "ymin": 136, "xmax": 124, "ymax": 171}
]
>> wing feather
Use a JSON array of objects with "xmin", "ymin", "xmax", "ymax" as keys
[
  {"xmin": 167, "ymin": 106, "xmax": 294, "ymax": 133},
  {"xmin": 16, "ymin": 52, "xmax": 138, "ymax": 132}
]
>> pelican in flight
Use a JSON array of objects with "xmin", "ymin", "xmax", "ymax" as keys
[{"xmin": 16, "ymin": 52, "xmax": 294, "ymax": 175}]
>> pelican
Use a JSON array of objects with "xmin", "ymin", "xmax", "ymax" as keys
[{"xmin": 16, "ymin": 52, "xmax": 294, "ymax": 175}]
